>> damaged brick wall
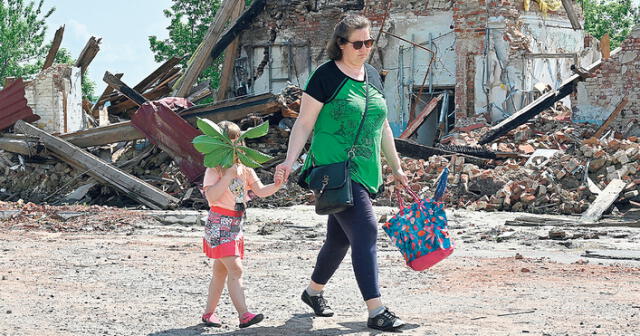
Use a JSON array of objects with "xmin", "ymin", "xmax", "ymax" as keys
[{"xmin": 573, "ymin": 26, "xmax": 640, "ymax": 136}]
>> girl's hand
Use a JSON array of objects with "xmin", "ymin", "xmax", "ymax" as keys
[{"xmin": 274, "ymin": 168, "xmax": 286, "ymax": 188}]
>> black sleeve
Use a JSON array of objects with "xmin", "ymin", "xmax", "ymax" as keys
[{"xmin": 303, "ymin": 68, "xmax": 329, "ymax": 103}]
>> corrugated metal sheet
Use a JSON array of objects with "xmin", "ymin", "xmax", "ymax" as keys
[
  {"xmin": 0, "ymin": 78, "xmax": 40, "ymax": 130},
  {"xmin": 131, "ymin": 98, "xmax": 205, "ymax": 183}
]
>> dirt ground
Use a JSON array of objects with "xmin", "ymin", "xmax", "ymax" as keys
[{"xmin": 1, "ymin": 204, "xmax": 639, "ymax": 336}]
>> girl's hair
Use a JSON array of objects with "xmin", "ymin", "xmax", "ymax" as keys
[
  {"xmin": 218, "ymin": 120, "xmax": 241, "ymax": 140},
  {"xmin": 326, "ymin": 14, "xmax": 371, "ymax": 61}
]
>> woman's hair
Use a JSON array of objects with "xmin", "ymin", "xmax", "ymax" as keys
[
  {"xmin": 326, "ymin": 14, "xmax": 371, "ymax": 60},
  {"xmin": 218, "ymin": 120, "xmax": 242, "ymax": 140}
]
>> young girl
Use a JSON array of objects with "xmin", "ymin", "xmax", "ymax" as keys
[{"xmin": 200, "ymin": 121, "xmax": 284, "ymax": 328}]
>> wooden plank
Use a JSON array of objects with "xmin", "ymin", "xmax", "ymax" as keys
[
  {"xmin": 561, "ymin": 0, "xmax": 582, "ymax": 30},
  {"xmin": 14, "ymin": 120, "xmax": 178, "ymax": 209},
  {"xmin": 43, "ymin": 25, "xmax": 65, "ymax": 70},
  {"xmin": 601, "ymin": 34, "xmax": 611, "ymax": 59},
  {"xmin": 580, "ymin": 179, "xmax": 627, "ymax": 223},
  {"xmin": 75, "ymin": 37, "xmax": 101, "ymax": 74},
  {"xmin": 594, "ymin": 97, "xmax": 629, "ymax": 138},
  {"xmin": 108, "ymin": 86, "xmax": 171, "ymax": 115},
  {"xmin": 90, "ymin": 73, "xmax": 122, "ymax": 118},
  {"xmin": 173, "ymin": 0, "xmax": 238, "ymax": 97},
  {"xmin": 216, "ymin": 0, "xmax": 245, "ymax": 101},
  {"xmin": 103, "ymin": 71, "xmax": 148, "ymax": 106},
  {"xmin": 208, "ymin": 0, "xmax": 267, "ymax": 62},
  {"xmin": 134, "ymin": 57, "xmax": 182, "ymax": 93},
  {"xmin": 583, "ymin": 250, "xmax": 640, "ymax": 261},
  {"xmin": 59, "ymin": 94, "xmax": 280, "ymax": 148},
  {"xmin": 399, "ymin": 94, "xmax": 443, "ymax": 139},
  {"xmin": 0, "ymin": 135, "xmax": 42, "ymax": 156},
  {"xmin": 394, "ymin": 138, "xmax": 489, "ymax": 166}
]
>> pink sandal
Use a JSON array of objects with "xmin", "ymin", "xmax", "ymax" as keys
[
  {"xmin": 201, "ymin": 312, "xmax": 222, "ymax": 327},
  {"xmin": 239, "ymin": 311, "xmax": 264, "ymax": 328}
]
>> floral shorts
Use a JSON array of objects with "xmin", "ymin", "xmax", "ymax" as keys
[{"xmin": 203, "ymin": 206, "xmax": 244, "ymax": 259}]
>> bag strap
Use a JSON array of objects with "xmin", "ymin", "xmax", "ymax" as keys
[
  {"xmin": 347, "ymin": 67, "xmax": 370, "ymax": 159},
  {"xmin": 395, "ymin": 186, "xmax": 421, "ymax": 210}
]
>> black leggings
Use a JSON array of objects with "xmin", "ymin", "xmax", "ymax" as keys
[{"xmin": 311, "ymin": 181, "xmax": 380, "ymax": 301}]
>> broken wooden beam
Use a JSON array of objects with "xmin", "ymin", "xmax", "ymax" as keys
[
  {"xmin": 216, "ymin": 0, "xmax": 245, "ymax": 101},
  {"xmin": 108, "ymin": 85, "xmax": 172, "ymax": 115},
  {"xmin": 59, "ymin": 93, "xmax": 281, "ymax": 148},
  {"xmin": 14, "ymin": 120, "xmax": 178, "ymax": 209},
  {"xmin": 208, "ymin": 0, "xmax": 267, "ymax": 64},
  {"xmin": 103, "ymin": 71, "xmax": 148, "ymax": 106},
  {"xmin": 399, "ymin": 94, "xmax": 443, "ymax": 139},
  {"xmin": 75, "ymin": 37, "xmax": 102, "ymax": 75},
  {"xmin": 0, "ymin": 134, "xmax": 43, "ymax": 156},
  {"xmin": 580, "ymin": 179, "xmax": 627, "ymax": 223},
  {"xmin": 174, "ymin": 0, "xmax": 238, "ymax": 97},
  {"xmin": 594, "ymin": 97, "xmax": 629, "ymax": 138},
  {"xmin": 134, "ymin": 56, "xmax": 182, "ymax": 93},
  {"xmin": 561, "ymin": 0, "xmax": 582, "ymax": 30},
  {"xmin": 478, "ymin": 56, "xmax": 607, "ymax": 145},
  {"xmin": 42, "ymin": 25, "xmax": 64, "ymax": 70},
  {"xmin": 505, "ymin": 215, "xmax": 640, "ymax": 228},
  {"xmin": 90, "ymin": 73, "xmax": 123, "ymax": 118},
  {"xmin": 394, "ymin": 138, "xmax": 490, "ymax": 167}
]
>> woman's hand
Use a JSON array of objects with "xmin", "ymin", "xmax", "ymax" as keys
[
  {"xmin": 392, "ymin": 168, "xmax": 409, "ymax": 189},
  {"xmin": 274, "ymin": 161, "xmax": 293, "ymax": 185}
]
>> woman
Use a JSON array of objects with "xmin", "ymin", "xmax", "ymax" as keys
[{"xmin": 275, "ymin": 14, "xmax": 410, "ymax": 332}]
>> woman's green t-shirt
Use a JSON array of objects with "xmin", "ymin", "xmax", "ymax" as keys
[{"xmin": 301, "ymin": 61, "xmax": 388, "ymax": 194}]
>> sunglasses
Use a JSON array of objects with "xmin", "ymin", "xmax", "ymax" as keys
[{"xmin": 344, "ymin": 38, "xmax": 374, "ymax": 50}]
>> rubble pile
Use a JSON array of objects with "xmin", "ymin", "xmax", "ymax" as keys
[{"xmin": 375, "ymin": 107, "xmax": 640, "ymax": 215}]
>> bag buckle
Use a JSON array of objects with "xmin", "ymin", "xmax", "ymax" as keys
[{"xmin": 319, "ymin": 175, "xmax": 329, "ymax": 194}]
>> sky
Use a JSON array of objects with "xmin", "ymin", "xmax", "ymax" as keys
[{"xmin": 44, "ymin": 0, "xmax": 173, "ymax": 95}]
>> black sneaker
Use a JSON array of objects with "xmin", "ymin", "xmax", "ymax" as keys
[
  {"xmin": 367, "ymin": 308, "xmax": 405, "ymax": 331},
  {"xmin": 301, "ymin": 290, "xmax": 334, "ymax": 317}
]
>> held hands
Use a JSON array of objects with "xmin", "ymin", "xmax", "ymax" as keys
[{"xmin": 274, "ymin": 161, "xmax": 293, "ymax": 187}]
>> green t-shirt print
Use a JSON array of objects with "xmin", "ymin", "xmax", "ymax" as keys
[{"xmin": 302, "ymin": 61, "xmax": 388, "ymax": 194}]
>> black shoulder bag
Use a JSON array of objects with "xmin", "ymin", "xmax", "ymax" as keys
[{"xmin": 305, "ymin": 72, "xmax": 369, "ymax": 215}]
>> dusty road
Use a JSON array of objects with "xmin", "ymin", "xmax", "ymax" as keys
[{"xmin": 1, "ymin": 205, "xmax": 639, "ymax": 335}]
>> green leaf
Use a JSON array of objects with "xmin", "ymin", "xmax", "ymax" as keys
[
  {"xmin": 237, "ymin": 145, "xmax": 273, "ymax": 164},
  {"xmin": 238, "ymin": 121, "xmax": 269, "ymax": 141},
  {"xmin": 192, "ymin": 135, "xmax": 230, "ymax": 154},
  {"xmin": 237, "ymin": 150, "xmax": 262, "ymax": 168},
  {"xmin": 203, "ymin": 146, "xmax": 233, "ymax": 168},
  {"xmin": 220, "ymin": 150, "xmax": 235, "ymax": 169},
  {"xmin": 196, "ymin": 118, "xmax": 230, "ymax": 143}
]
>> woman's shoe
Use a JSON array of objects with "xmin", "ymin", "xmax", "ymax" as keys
[
  {"xmin": 201, "ymin": 312, "xmax": 222, "ymax": 327},
  {"xmin": 239, "ymin": 312, "xmax": 264, "ymax": 328},
  {"xmin": 367, "ymin": 308, "xmax": 405, "ymax": 331},
  {"xmin": 301, "ymin": 290, "xmax": 334, "ymax": 317}
]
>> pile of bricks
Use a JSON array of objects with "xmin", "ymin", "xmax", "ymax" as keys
[{"xmin": 375, "ymin": 107, "xmax": 640, "ymax": 215}]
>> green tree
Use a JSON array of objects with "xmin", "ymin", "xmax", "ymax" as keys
[
  {"xmin": 582, "ymin": 0, "xmax": 640, "ymax": 49},
  {"xmin": 0, "ymin": 0, "xmax": 55, "ymax": 83},
  {"xmin": 148, "ymin": 0, "xmax": 224, "ymax": 97}
]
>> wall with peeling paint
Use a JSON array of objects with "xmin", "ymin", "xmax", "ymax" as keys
[
  {"xmin": 573, "ymin": 26, "xmax": 640, "ymax": 136},
  {"xmin": 237, "ymin": 0, "xmax": 597, "ymax": 138},
  {"xmin": 23, "ymin": 65, "xmax": 84, "ymax": 134}
]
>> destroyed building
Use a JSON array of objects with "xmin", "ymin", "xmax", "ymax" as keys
[{"xmin": 231, "ymin": 0, "xmax": 600, "ymax": 145}]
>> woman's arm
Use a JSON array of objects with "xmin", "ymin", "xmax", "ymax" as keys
[
  {"xmin": 380, "ymin": 119, "xmax": 409, "ymax": 188},
  {"xmin": 275, "ymin": 93, "xmax": 324, "ymax": 182}
]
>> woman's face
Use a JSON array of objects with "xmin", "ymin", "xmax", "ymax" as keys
[{"xmin": 341, "ymin": 27, "xmax": 372, "ymax": 64}]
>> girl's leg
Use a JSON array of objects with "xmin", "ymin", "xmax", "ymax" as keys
[
  {"xmin": 204, "ymin": 259, "xmax": 227, "ymax": 314},
  {"xmin": 219, "ymin": 256, "xmax": 248, "ymax": 315}
]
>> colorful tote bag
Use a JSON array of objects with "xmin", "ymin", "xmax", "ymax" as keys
[{"xmin": 383, "ymin": 168, "xmax": 453, "ymax": 271}]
